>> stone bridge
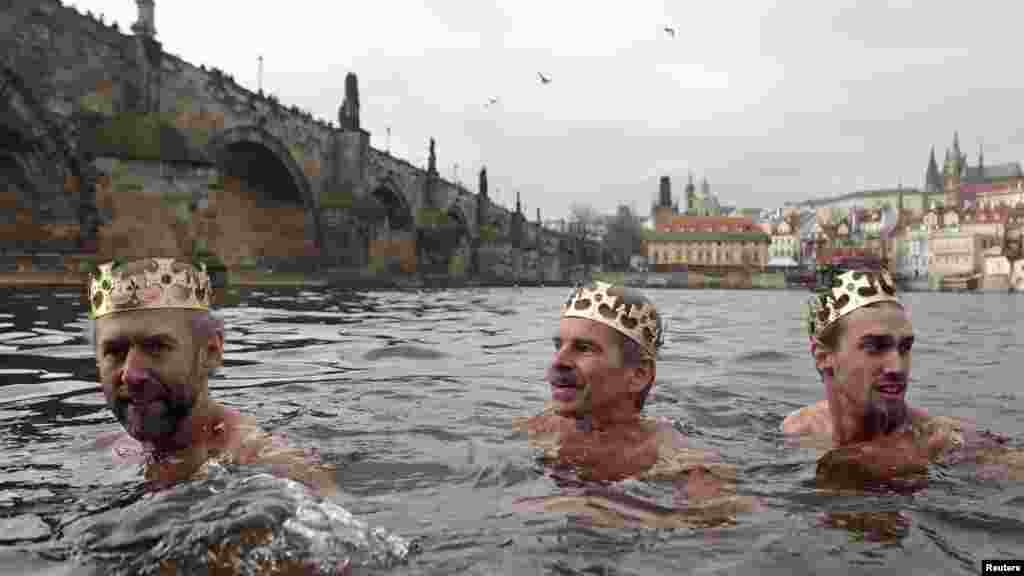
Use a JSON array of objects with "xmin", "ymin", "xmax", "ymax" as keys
[{"xmin": 0, "ymin": 0, "xmax": 601, "ymax": 283}]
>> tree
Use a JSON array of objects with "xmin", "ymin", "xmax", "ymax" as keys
[
  {"xmin": 568, "ymin": 202, "xmax": 604, "ymax": 235},
  {"xmin": 603, "ymin": 204, "xmax": 643, "ymax": 270}
]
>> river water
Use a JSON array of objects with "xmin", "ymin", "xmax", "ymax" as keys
[{"xmin": 1, "ymin": 286, "xmax": 1022, "ymax": 575}]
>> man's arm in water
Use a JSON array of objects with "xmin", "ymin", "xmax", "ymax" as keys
[
  {"xmin": 651, "ymin": 423, "xmax": 732, "ymax": 502},
  {"xmin": 781, "ymin": 400, "xmax": 830, "ymax": 436},
  {"xmin": 815, "ymin": 415, "xmax": 1024, "ymax": 485},
  {"xmin": 228, "ymin": 418, "xmax": 338, "ymax": 496}
]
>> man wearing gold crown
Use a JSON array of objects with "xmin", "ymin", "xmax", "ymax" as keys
[
  {"xmin": 514, "ymin": 281, "xmax": 753, "ymax": 527},
  {"xmin": 88, "ymin": 257, "xmax": 335, "ymax": 494},
  {"xmin": 784, "ymin": 268, "xmax": 1022, "ymax": 485}
]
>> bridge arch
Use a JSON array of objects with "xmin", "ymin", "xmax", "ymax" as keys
[
  {"xmin": 0, "ymin": 149, "xmax": 33, "ymax": 192},
  {"xmin": 446, "ymin": 202, "xmax": 472, "ymax": 241},
  {"xmin": 206, "ymin": 125, "xmax": 314, "ymax": 210},
  {"xmin": 205, "ymin": 125, "xmax": 323, "ymax": 263},
  {"xmin": 371, "ymin": 178, "xmax": 413, "ymax": 230}
]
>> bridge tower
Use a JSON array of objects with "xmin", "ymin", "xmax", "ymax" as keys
[
  {"xmin": 325, "ymin": 72, "xmax": 370, "ymax": 266},
  {"xmin": 131, "ymin": 0, "xmax": 162, "ymax": 114},
  {"xmin": 331, "ymin": 73, "xmax": 369, "ymax": 201},
  {"xmin": 471, "ymin": 167, "xmax": 489, "ymax": 274},
  {"xmin": 423, "ymin": 138, "xmax": 438, "ymax": 208},
  {"xmin": 132, "ymin": 0, "xmax": 156, "ymax": 37},
  {"xmin": 476, "ymin": 167, "xmax": 489, "ymax": 233}
]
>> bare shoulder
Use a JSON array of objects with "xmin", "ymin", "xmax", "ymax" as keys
[
  {"xmin": 781, "ymin": 400, "xmax": 831, "ymax": 436},
  {"xmin": 519, "ymin": 410, "xmax": 570, "ymax": 436},
  {"xmin": 221, "ymin": 412, "xmax": 337, "ymax": 495},
  {"xmin": 644, "ymin": 419, "xmax": 732, "ymax": 480}
]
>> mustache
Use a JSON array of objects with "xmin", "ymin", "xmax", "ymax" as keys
[
  {"xmin": 117, "ymin": 367, "xmax": 170, "ymax": 403},
  {"xmin": 111, "ymin": 369, "xmax": 194, "ymax": 430},
  {"xmin": 879, "ymin": 372, "xmax": 908, "ymax": 387},
  {"xmin": 546, "ymin": 366, "xmax": 578, "ymax": 387}
]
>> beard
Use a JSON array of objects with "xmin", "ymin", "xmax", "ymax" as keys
[
  {"xmin": 862, "ymin": 394, "xmax": 909, "ymax": 437},
  {"xmin": 110, "ymin": 352, "xmax": 203, "ymax": 449},
  {"xmin": 111, "ymin": 375, "xmax": 195, "ymax": 446}
]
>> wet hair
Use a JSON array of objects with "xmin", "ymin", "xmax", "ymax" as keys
[
  {"xmin": 815, "ymin": 316, "xmax": 847, "ymax": 352},
  {"xmin": 615, "ymin": 332, "xmax": 655, "ymax": 411},
  {"xmin": 87, "ymin": 310, "xmax": 225, "ymax": 377}
]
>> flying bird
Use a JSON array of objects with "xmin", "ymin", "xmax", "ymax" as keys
[
  {"xmin": 663, "ymin": 26, "xmax": 676, "ymax": 38},
  {"xmin": 537, "ymin": 72, "xmax": 552, "ymax": 84},
  {"xmin": 486, "ymin": 97, "xmax": 500, "ymax": 107}
]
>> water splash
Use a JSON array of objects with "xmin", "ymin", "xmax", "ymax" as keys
[{"xmin": 62, "ymin": 465, "xmax": 415, "ymax": 575}]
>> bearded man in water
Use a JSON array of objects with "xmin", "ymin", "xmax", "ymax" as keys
[
  {"xmin": 516, "ymin": 282, "xmax": 752, "ymax": 527},
  {"xmin": 88, "ymin": 257, "xmax": 334, "ymax": 494},
  {"xmin": 783, "ymin": 268, "xmax": 1021, "ymax": 485}
]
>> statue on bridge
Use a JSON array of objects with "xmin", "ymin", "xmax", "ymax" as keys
[
  {"xmin": 428, "ymin": 138, "xmax": 437, "ymax": 174},
  {"xmin": 338, "ymin": 72, "xmax": 360, "ymax": 131},
  {"xmin": 478, "ymin": 167, "xmax": 488, "ymax": 198}
]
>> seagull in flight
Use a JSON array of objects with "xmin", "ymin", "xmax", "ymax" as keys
[
  {"xmin": 537, "ymin": 72, "xmax": 552, "ymax": 84},
  {"xmin": 663, "ymin": 26, "xmax": 676, "ymax": 38}
]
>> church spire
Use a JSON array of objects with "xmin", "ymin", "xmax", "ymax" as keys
[
  {"xmin": 926, "ymin": 145, "xmax": 941, "ymax": 193},
  {"xmin": 952, "ymin": 130, "xmax": 964, "ymax": 170}
]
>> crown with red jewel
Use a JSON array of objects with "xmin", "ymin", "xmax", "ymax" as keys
[{"xmin": 88, "ymin": 257, "xmax": 212, "ymax": 319}]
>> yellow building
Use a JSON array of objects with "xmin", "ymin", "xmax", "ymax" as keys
[
  {"xmin": 644, "ymin": 215, "xmax": 770, "ymax": 272},
  {"xmin": 923, "ymin": 206, "xmax": 1006, "ymax": 250}
]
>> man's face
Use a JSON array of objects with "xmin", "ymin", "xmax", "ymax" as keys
[
  {"xmin": 95, "ymin": 309, "xmax": 211, "ymax": 448},
  {"xmin": 547, "ymin": 317, "xmax": 644, "ymax": 420},
  {"xmin": 819, "ymin": 303, "xmax": 914, "ymax": 437}
]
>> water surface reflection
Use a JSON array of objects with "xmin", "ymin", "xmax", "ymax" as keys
[{"xmin": 1, "ymin": 286, "xmax": 1022, "ymax": 574}]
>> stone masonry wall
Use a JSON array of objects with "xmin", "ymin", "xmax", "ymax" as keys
[
  {"xmin": 91, "ymin": 158, "xmax": 308, "ymax": 268},
  {"xmin": 368, "ymin": 230, "xmax": 417, "ymax": 274}
]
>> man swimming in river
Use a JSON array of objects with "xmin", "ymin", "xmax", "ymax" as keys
[
  {"xmin": 515, "ymin": 281, "xmax": 754, "ymax": 527},
  {"xmin": 783, "ymin": 267, "xmax": 1022, "ymax": 485},
  {"xmin": 88, "ymin": 257, "xmax": 335, "ymax": 495}
]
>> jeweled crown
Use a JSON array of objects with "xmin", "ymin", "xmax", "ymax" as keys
[
  {"xmin": 561, "ymin": 281, "xmax": 664, "ymax": 358},
  {"xmin": 88, "ymin": 257, "xmax": 212, "ymax": 319},
  {"xmin": 806, "ymin": 268, "xmax": 901, "ymax": 341}
]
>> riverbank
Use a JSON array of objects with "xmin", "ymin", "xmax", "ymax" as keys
[
  {"xmin": 2, "ymin": 269, "xmax": 1017, "ymax": 293},
  {"xmin": 0, "ymin": 270, "xmax": 329, "ymax": 287}
]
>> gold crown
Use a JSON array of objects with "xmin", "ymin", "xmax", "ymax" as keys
[
  {"xmin": 806, "ymin": 268, "xmax": 900, "ymax": 341},
  {"xmin": 89, "ymin": 257, "xmax": 212, "ymax": 319},
  {"xmin": 561, "ymin": 281, "xmax": 664, "ymax": 358}
]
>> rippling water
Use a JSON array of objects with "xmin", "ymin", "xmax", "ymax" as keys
[{"xmin": 1, "ymin": 286, "xmax": 1023, "ymax": 575}]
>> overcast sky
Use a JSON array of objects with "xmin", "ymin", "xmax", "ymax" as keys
[{"xmin": 77, "ymin": 0, "xmax": 1024, "ymax": 220}]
